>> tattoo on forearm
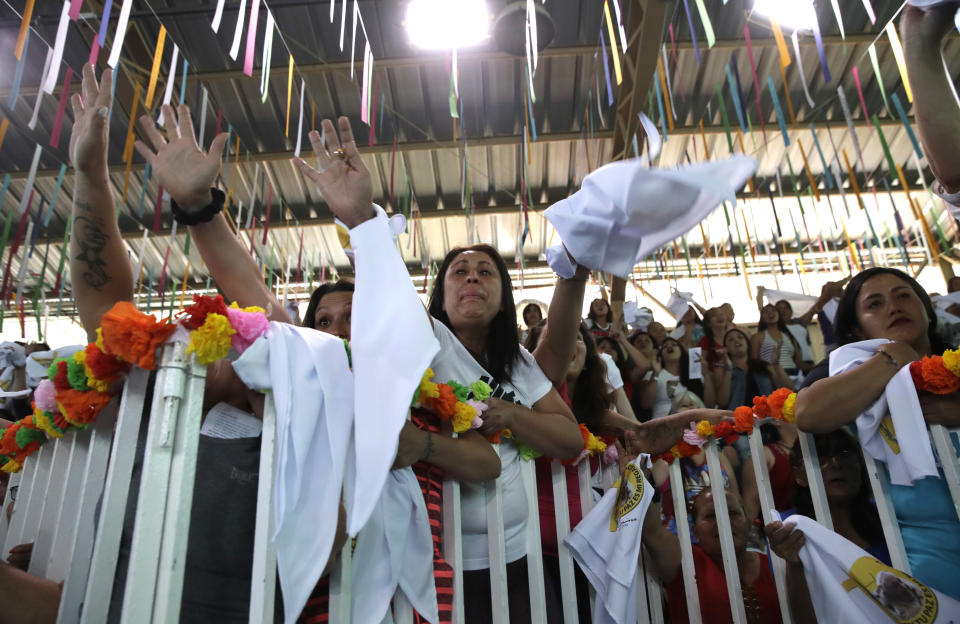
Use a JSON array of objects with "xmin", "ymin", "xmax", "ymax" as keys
[{"xmin": 73, "ymin": 214, "xmax": 111, "ymax": 289}]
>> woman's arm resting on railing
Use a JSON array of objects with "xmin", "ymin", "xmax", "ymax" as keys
[
  {"xmin": 391, "ymin": 422, "xmax": 501, "ymax": 481},
  {"xmin": 795, "ymin": 342, "xmax": 918, "ymax": 433},
  {"xmin": 632, "ymin": 408, "xmax": 734, "ymax": 456},
  {"xmin": 134, "ymin": 103, "xmax": 289, "ymax": 323},
  {"xmin": 478, "ymin": 390, "xmax": 583, "ymax": 460},
  {"xmin": 68, "ymin": 65, "xmax": 134, "ymax": 341},
  {"xmin": 0, "ymin": 561, "xmax": 61, "ymax": 624},
  {"xmin": 533, "ymin": 264, "xmax": 590, "ymax": 386}
]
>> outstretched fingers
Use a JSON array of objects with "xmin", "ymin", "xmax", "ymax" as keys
[
  {"xmin": 133, "ymin": 140, "xmax": 157, "ymax": 167},
  {"xmin": 137, "ymin": 114, "xmax": 167, "ymax": 152},
  {"xmin": 208, "ymin": 132, "xmax": 230, "ymax": 162},
  {"xmin": 309, "ymin": 128, "xmax": 332, "ymax": 170},
  {"xmin": 177, "ymin": 103, "xmax": 197, "ymax": 146},
  {"xmin": 160, "ymin": 104, "xmax": 180, "ymax": 140},
  {"xmin": 337, "ymin": 116, "xmax": 359, "ymax": 157},
  {"xmin": 292, "ymin": 156, "xmax": 324, "ymax": 188},
  {"xmin": 81, "ymin": 63, "xmax": 98, "ymax": 106},
  {"xmin": 95, "ymin": 67, "xmax": 112, "ymax": 111},
  {"xmin": 70, "ymin": 93, "xmax": 84, "ymax": 118}
]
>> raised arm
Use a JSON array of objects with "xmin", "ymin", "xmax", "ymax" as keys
[
  {"xmin": 68, "ymin": 65, "xmax": 133, "ymax": 341},
  {"xmin": 134, "ymin": 104, "xmax": 289, "ymax": 323},
  {"xmin": 901, "ymin": 3, "xmax": 960, "ymax": 193},
  {"xmin": 532, "ymin": 263, "xmax": 590, "ymax": 386}
]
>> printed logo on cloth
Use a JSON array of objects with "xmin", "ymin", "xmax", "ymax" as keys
[
  {"xmin": 878, "ymin": 415, "xmax": 901, "ymax": 455},
  {"xmin": 610, "ymin": 463, "xmax": 645, "ymax": 532},
  {"xmin": 842, "ymin": 556, "xmax": 938, "ymax": 623}
]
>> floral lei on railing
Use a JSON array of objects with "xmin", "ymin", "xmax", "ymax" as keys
[
  {"xmin": 910, "ymin": 348, "xmax": 960, "ymax": 394},
  {"xmin": 414, "ymin": 368, "xmax": 615, "ymax": 465},
  {"xmin": 0, "ymin": 296, "xmax": 271, "ymax": 473},
  {"xmin": 658, "ymin": 387, "xmax": 797, "ymax": 464}
]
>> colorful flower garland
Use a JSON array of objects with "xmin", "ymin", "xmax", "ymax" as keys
[
  {"xmin": 1, "ymin": 296, "xmax": 270, "ymax": 473},
  {"xmin": 910, "ymin": 348, "xmax": 960, "ymax": 395},
  {"xmin": 658, "ymin": 387, "xmax": 797, "ymax": 464}
]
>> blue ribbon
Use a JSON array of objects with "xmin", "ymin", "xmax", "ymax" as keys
[
  {"xmin": 654, "ymin": 66, "xmax": 668, "ymax": 140},
  {"xmin": 98, "ymin": 0, "xmax": 114, "ymax": 45},
  {"xmin": 138, "ymin": 162, "xmax": 151, "ymax": 219},
  {"xmin": 179, "ymin": 58, "xmax": 189, "ymax": 105},
  {"xmin": 43, "ymin": 164, "xmax": 67, "ymax": 227},
  {"xmin": 725, "ymin": 62, "xmax": 747, "ymax": 135},
  {"xmin": 768, "ymin": 77, "xmax": 790, "ymax": 147},
  {"xmin": 8, "ymin": 29, "xmax": 29, "ymax": 110},
  {"xmin": 681, "ymin": 0, "xmax": 701, "ymax": 65},
  {"xmin": 810, "ymin": 9, "xmax": 832, "ymax": 83},
  {"xmin": 0, "ymin": 175, "xmax": 10, "ymax": 209},
  {"xmin": 891, "ymin": 93, "xmax": 923, "ymax": 160},
  {"xmin": 808, "ymin": 123, "xmax": 834, "ymax": 190},
  {"xmin": 600, "ymin": 29, "xmax": 614, "ymax": 106}
]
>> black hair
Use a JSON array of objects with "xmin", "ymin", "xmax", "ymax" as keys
[
  {"xmin": 428, "ymin": 244, "xmax": 520, "ymax": 386},
  {"xmin": 774, "ymin": 299, "xmax": 794, "ymax": 316},
  {"xmin": 834, "ymin": 267, "xmax": 945, "ymax": 353},
  {"xmin": 789, "ymin": 430, "xmax": 884, "ymax": 547},
  {"xmin": 521, "ymin": 303, "xmax": 543, "ymax": 326},
  {"xmin": 596, "ymin": 335, "xmax": 627, "ymax": 368},
  {"xmin": 723, "ymin": 328, "xmax": 770, "ymax": 377},
  {"xmin": 587, "ymin": 298, "xmax": 613, "ymax": 323},
  {"xmin": 757, "ymin": 303, "xmax": 802, "ymax": 358},
  {"xmin": 302, "ymin": 280, "xmax": 355, "ymax": 330},
  {"xmin": 572, "ymin": 327, "xmax": 613, "ymax": 431},
  {"xmin": 701, "ymin": 307, "xmax": 724, "ymax": 346},
  {"xmin": 658, "ymin": 337, "xmax": 704, "ymax": 398}
]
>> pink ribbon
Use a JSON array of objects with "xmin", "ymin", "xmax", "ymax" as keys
[
  {"xmin": 49, "ymin": 67, "xmax": 73, "ymax": 148},
  {"xmin": 243, "ymin": 0, "xmax": 260, "ymax": 77}
]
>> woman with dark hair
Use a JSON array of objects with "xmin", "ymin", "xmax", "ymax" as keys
[
  {"xmin": 639, "ymin": 337, "xmax": 712, "ymax": 418},
  {"xmin": 698, "ymin": 307, "xmax": 729, "ymax": 371},
  {"xmin": 584, "ymin": 297, "xmax": 614, "ymax": 337},
  {"xmin": 712, "ymin": 328, "xmax": 793, "ymax": 410},
  {"xmin": 301, "ymin": 279, "xmax": 355, "ymax": 334},
  {"xmin": 426, "ymin": 243, "xmax": 583, "ymax": 622},
  {"xmin": 750, "ymin": 304, "xmax": 803, "ymax": 381},
  {"xmin": 795, "ymin": 267, "xmax": 960, "ymax": 599}
]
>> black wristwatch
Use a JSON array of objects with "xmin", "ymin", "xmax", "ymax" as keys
[{"xmin": 170, "ymin": 188, "xmax": 226, "ymax": 226}]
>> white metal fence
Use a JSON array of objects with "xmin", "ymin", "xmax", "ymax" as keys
[{"xmin": 1, "ymin": 351, "xmax": 958, "ymax": 623}]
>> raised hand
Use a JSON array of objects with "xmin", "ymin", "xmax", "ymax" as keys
[
  {"xmin": 69, "ymin": 64, "xmax": 113, "ymax": 175},
  {"xmin": 134, "ymin": 103, "xmax": 229, "ymax": 212},
  {"xmin": 292, "ymin": 117, "xmax": 374, "ymax": 229}
]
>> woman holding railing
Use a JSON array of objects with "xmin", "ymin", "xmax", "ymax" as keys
[{"xmin": 795, "ymin": 267, "xmax": 960, "ymax": 599}]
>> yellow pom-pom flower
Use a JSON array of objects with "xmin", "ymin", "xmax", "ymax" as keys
[
  {"xmin": 229, "ymin": 301, "xmax": 266, "ymax": 314},
  {"xmin": 418, "ymin": 368, "xmax": 440, "ymax": 401},
  {"xmin": 1, "ymin": 459, "xmax": 22, "ymax": 473},
  {"xmin": 74, "ymin": 350, "xmax": 109, "ymax": 393},
  {"xmin": 187, "ymin": 313, "xmax": 236, "ymax": 364},
  {"xmin": 33, "ymin": 407, "xmax": 63, "ymax": 439},
  {"xmin": 782, "ymin": 393, "xmax": 797, "ymax": 423},
  {"xmin": 452, "ymin": 402, "xmax": 477, "ymax": 434},
  {"xmin": 586, "ymin": 432, "xmax": 607, "ymax": 455},
  {"xmin": 95, "ymin": 327, "xmax": 106, "ymax": 352},
  {"xmin": 942, "ymin": 349, "xmax": 960, "ymax": 378},
  {"xmin": 696, "ymin": 420, "xmax": 714, "ymax": 439}
]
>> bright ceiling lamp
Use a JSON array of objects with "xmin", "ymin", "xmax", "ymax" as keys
[
  {"xmin": 753, "ymin": 0, "xmax": 817, "ymax": 31},
  {"xmin": 405, "ymin": 0, "xmax": 491, "ymax": 50}
]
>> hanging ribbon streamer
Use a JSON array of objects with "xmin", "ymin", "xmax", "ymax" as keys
[
  {"xmin": 145, "ymin": 26, "xmax": 167, "ymax": 109},
  {"xmin": 861, "ymin": 0, "xmax": 876, "ymax": 24},
  {"xmin": 692, "ymin": 0, "xmax": 716, "ymax": 48},
  {"xmin": 872, "ymin": 115, "xmax": 897, "ymax": 182},
  {"xmin": 778, "ymin": 64, "xmax": 797, "ymax": 127},
  {"xmin": 294, "ymin": 79, "xmax": 305, "ymax": 157},
  {"xmin": 285, "ymin": 54, "xmax": 294, "ymax": 136},
  {"xmin": 810, "ymin": 6, "xmax": 832, "ymax": 83},
  {"xmin": 137, "ymin": 163, "xmax": 151, "ymax": 219},
  {"xmin": 767, "ymin": 77, "xmax": 790, "ymax": 146},
  {"xmin": 654, "ymin": 71, "xmax": 668, "ymax": 140},
  {"xmin": 791, "ymin": 31, "xmax": 816, "ymax": 109},
  {"xmin": 669, "ymin": 23, "xmax": 679, "ymax": 69},
  {"xmin": 360, "ymin": 43, "xmax": 372, "ymax": 124},
  {"xmin": 89, "ymin": 37, "xmax": 100, "ymax": 66},
  {"xmin": 369, "ymin": 73, "xmax": 379, "ymax": 145},
  {"xmin": 603, "ymin": 0, "xmax": 622, "ymax": 85},
  {"xmin": 725, "ymin": 63, "xmax": 747, "ymax": 134},
  {"xmin": 809, "ymin": 124, "xmax": 834, "ymax": 189},
  {"xmin": 891, "ymin": 93, "xmax": 923, "ymax": 159},
  {"xmin": 841, "ymin": 149, "xmax": 865, "ymax": 210},
  {"xmin": 19, "ymin": 146, "xmax": 42, "ymax": 215},
  {"xmin": 156, "ymin": 43, "xmax": 179, "ymax": 125},
  {"xmin": 211, "ymin": 0, "xmax": 226, "ymax": 31},
  {"xmin": 28, "ymin": 48, "xmax": 53, "ymax": 131},
  {"xmin": 179, "ymin": 57, "xmax": 189, "ymax": 105},
  {"xmin": 43, "ymin": 164, "xmax": 67, "ymax": 227},
  {"xmin": 600, "ymin": 31, "xmax": 614, "ymax": 106},
  {"xmin": 0, "ymin": 119, "xmax": 7, "ymax": 156},
  {"xmin": 339, "ymin": 0, "xmax": 347, "ymax": 51},
  {"xmin": 261, "ymin": 14, "xmax": 275, "ymax": 102},
  {"xmin": 152, "ymin": 186, "xmax": 165, "ymax": 232},
  {"xmin": 107, "ymin": 0, "xmax": 133, "ymax": 68},
  {"xmin": 41, "ymin": 1, "xmax": 70, "ymax": 95},
  {"xmin": 243, "ymin": 0, "xmax": 260, "ymax": 76},
  {"xmin": 662, "ymin": 45, "xmax": 677, "ymax": 122},
  {"xmin": 715, "ymin": 84, "xmax": 733, "ymax": 152},
  {"xmin": 867, "ymin": 44, "xmax": 889, "ymax": 114},
  {"xmin": 351, "ymin": 0, "xmax": 358, "ymax": 79},
  {"xmin": 657, "ymin": 57, "xmax": 674, "ymax": 131},
  {"xmin": 527, "ymin": 0, "xmax": 539, "ymax": 75},
  {"xmin": 8, "ymin": 30, "xmax": 30, "ymax": 109},
  {"xmin": 743, "ymin": 26, "xmax": 766, "ymax": 143},
  {"xmin": 14, "ymin": 0, "xmax": 35, "ymax": 59},
  {"xmin": 851, "ymin": 66, "xmax": 870, "ymax": 122},
  {"xmin": 797, "ymin": 138, "xmax": 820, "ymax": 201},
  {"xmin": 262, "ymin": 186, "xmax": 272, "ymax": 246},
  {"xmin": 611, "ymin": 0, "xmax": 628, "ymax": 51},
  {"xmin": 122, "ymin": 81, "xmax": 142, "ymax": 201},
  {"xmin": 50, "ymin": 67, "xmax": 73, "ymax": 149},
  {"xmin": 771, "ymin": 21, "xmax": 791, "ymax": 68},
  {"xmin": 836, "ymin": 87, "xmax": 863, "ymax": 166},
  {"xmin": 229, "ymin": 0, "xmax": 248, "ymax": 61},
  {"xmin": 681, "ymin": 0, "xmax": 701, "ymax": 65},
  {"xmin": 885, "ymin": 22, "xmax": 913, "ymax": 103}
]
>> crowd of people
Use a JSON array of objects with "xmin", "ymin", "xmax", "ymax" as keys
[{"xmin": 2, "ymin": 3, "xmax": 960, "ymax": 623}]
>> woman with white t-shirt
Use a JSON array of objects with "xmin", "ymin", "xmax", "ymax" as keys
[{"xmin": 426, "ymin": 243, "xmax": 583, "ymax": 623}]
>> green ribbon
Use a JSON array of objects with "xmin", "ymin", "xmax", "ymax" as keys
[
  {"xmin": 871, "ymin": 114, "xmax": 897, "ymax": 182},
  {"xmin": 715, "ymin": 84, "xmax": 734, "ymax": 153},
  {"xmin": 868, "ymin": 45, "xmax": 889, "ymax": 114}
]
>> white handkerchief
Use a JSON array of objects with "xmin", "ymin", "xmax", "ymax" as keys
[
  {"xmin": 780, "ymin": 513, "xmax": 960, "ymax": 622},
  {"xmin": 544, "ymin": 155, "xmax": 757, "ymax": 278},
  {"xmin": 761, "ymin": 288, "xmax": 819, "ymax": 316},
  {"xmin": 24, "ymin": 345, "xmax": 83, "ymax": 388},
  {"xmin": 564, "ymin": 456, "xmax": 655, "ymax": 624},
  {"xmin": 666, "ymin": 290, "xmax": 695, "ymax": 321},
  {"xmin": 829, "ymin": 340, "xmax": 939, "ymax": 485},
  {"xmin": 232, "ymin": 325, "xmax": 355, "ymax": 624},
  {"xmin": 347, "ymin": 207, "xmax": 440, "ymax": 536},
  {"xmin": 622, "ymin": 302, "xmax": 652, "ymax": 330},
  {"xmin": 351, "ymin": 467, "xmax": 439, "ymax": 623}
]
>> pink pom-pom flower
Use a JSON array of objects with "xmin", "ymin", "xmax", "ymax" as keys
[
  {"xmin": 602, "ymin": 443, "xmax": 619, "ymax": 465},
  {"xmin": 467, "ymin": 400, "xmax": 487, "ymax": 429},
  {"xmin": 225, "ymin": 306, "xmax": 270, "ymax": 354},
  {"xmin": 682, "ymin": 421, "xmax": 707, "ymax": 448},
  {"xmin": 34, "ymin": 379, "xmax": 58, "ymax": 413}
]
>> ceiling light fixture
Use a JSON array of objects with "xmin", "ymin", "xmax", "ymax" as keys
[
  {"xmin": 753, "ymin": 0, "xmax": 817, "ymax": 32},
  {"xmin": 405, "ymin": 0, "xmax": 491, "ymax": 50}
]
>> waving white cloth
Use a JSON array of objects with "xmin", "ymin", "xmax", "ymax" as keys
[
  {"xmin": 347, "ymin": 207, "xmax": 440, "ymax": 535},
  {"xmin": 829, "ymin": 339, "xmax": 939, "ymax": 485},
  {"xmin": 564, "ymin": 456, "xmax": 654, "ymax": 624},
  {"xmin": 351, "ymin": 467, "xmax": 438, "ymax": 624},
  {"xmin": 543, "ymin": 155, "xmax": 757, "ymax": 279},
  {"xmin": 779, "ymin": 512, "xmax": 960, "ymax": 622},
  {"xmin": 232, "ymin": 325, "xmax": 354, "ymax": 624},
  {"xmin": 622, "ymin": 302, "xmax": 652, "ymax": 330}
]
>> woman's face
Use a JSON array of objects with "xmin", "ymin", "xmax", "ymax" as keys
[
  {"xmin": 794, "ymin": 444, "xmax": 863, "ymax": 505},
  {"xmin": 707, "ymin": 308, "xmax": 726, "ymax": 333},
  {"xmin": 721, "ymin": 303, "xmax": 735, "ymax": 323},
  {"xmin": 761, "ymin": 304, "xmax": 779, "ymax": 325},
  {"xmin": 648, "ymin": 322, "xmax": 667, "ymax": 345},
  {"xmin": 590, "ymin": 299, "xmax": 609, "ymax": 318},
  {"xmin": 854, "ymin": 273, "xmax": 928, "ymax": 346},
  {"xmin": 660, "ymin": 339, "xmax": 682, "ymax": 364},
  {"xmin": 775, "ymin": 301, "xmax": 793, "ymax": 323},
  {"xmin": 523, "ymin": 306, "xmax": 542, "ymax": 327},
  {"xmin": 631, "ymin": 332, "xmax": 654, "ymax": 357},
  {"xmin": 597, "ymin": 339, "xmax": 619, "ymax": 360},
  {"xmin": 567, "ymin": 331, "xmax": 587, "ymax": 378},
  {"xmin": 723, "ymin": 330, "xmax": 748, "ymax": 358},
  {"xmin": 442, "ymin": 250, "xmax": 504, "ymax": 331},
  {"xmin": 692, "ymin": 490, "xmax": 748, "ymax": 560},
  {"xmin": 313, "ymin": 291, "xmax": 353, "ymax": 340}
]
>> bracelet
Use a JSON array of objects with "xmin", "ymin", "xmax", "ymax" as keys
[
  {"xmin": 170, "ymin": 188, "xmax": 226, "ymax": 226},
  {"xmin": 876, "ymin": 349, "xmax": 901, "ymax": 371},
  {"xmin": 422, "ymin": 431, "xmax": 434, "ymax": 461}
]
